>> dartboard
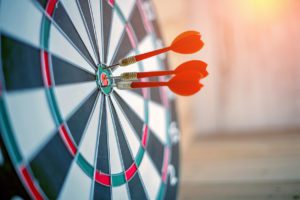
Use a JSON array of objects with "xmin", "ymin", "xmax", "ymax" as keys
[{"xmin": 0, "ymin": 0, "xmax": 180, "ymax": 199}]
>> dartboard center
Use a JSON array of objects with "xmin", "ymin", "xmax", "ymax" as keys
[{"xmin": 96, "ymin": 64, "xmax": 114, "ymax": 95}]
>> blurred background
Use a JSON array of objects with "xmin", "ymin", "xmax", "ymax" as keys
[{"xmin": 153, "ymin": 0, "xmax": 300, "ymax": 199}]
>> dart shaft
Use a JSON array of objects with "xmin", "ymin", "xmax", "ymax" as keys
[
  {"xmin": 118, "ymin": 47, "xmax": 171, "ymax": 67},
  {"xmin": 131, "ymin": 81, "xmax": 168, "ymax": 88},
  {"xmin": 134, "ymin": 47, "xmax": 170, "ymax": 62},
  {"xmin": 116, "ymin": 81, "xmax": 168, "ymax": 90},
  {"xmin": 113, "ymin": 70, "xmax": 175, "ymax": 81},
  {"xmin": 137, "ymin": 70, "xmax": 174, "ymax": 78},
  {"xmin": 111, "ymin": 72, "xmax": 138, "ymax": 81}
]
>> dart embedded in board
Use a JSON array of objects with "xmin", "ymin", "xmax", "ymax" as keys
[
  {"xmin": 111, "ymin": 60, "xmax": 208, "ymax": 81},
  {"xmin": 115, "ymin": 70, "xmax": 204, "ymax": 96},
  {"xmin": 111, "ymin": 60, "xmax": 208, "ymax": 96},
  {"xmin": 107, "ymin": 30, "xmax": 208, "ymax": 96},
  {"xmin": 105, "ymin": 31, "xmax": 204, "ymax": 68}
]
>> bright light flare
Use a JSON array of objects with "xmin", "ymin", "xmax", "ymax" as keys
[{"xmin": 236, "ymin": 0, "xmax": 290, "ymax": 22}]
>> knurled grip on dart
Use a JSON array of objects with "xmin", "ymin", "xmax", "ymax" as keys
[
  {"xmin": 116, "ymin": 81, "xmax": 133, "ymax": 89},
  {"xmin": 118, "ymin": 47, "xmax": 170, "ymax": 66},
  {"xmin": 115, "ymin": 71, "xmax": 172, "ymax": 81},
  {"xmin": 118, "ymin": 72, "xmax": 138, "ymax": 81},
  {"xmin": 118, "ymin": 56, "xmax": 137, "ymax": 66}
]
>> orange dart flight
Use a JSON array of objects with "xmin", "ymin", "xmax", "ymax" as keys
[
  {"xmin": 167, "ymin": 71, "xmax": 203, "ymax": 96},
  {"xmin": 170, "ymin": 31, "xmax": 204, "ymax": 54},
  {"xmin": 116, "ymin": 71, "xmax": 203, "ymax": 96},
  {"xmin": 136, "ymin": 60, "xmax": 208, "ymax": 79},
  {"xmin": 111, "ymin": 60, "xmax": 208, "ymax": 81}
]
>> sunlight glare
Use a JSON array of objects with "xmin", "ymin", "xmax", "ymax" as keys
[{"xmin": 236, "ymin": 0, "xmax": 289, "ymax": 22}]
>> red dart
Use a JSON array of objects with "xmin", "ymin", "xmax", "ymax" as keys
[
  {"xmin": 107, "ymin": 31, "xmax": 204, "ymax": 68},
  {"xmin": 136, "ymin": 60, "xmax": 208, "ymax": 79},
  {"xmin": 116, "ymin": 71, "xmax": 203, "ymax": 96},
  {"xmin": 112, "ymin": 60, "xmax": 208, "ymax": 81}
]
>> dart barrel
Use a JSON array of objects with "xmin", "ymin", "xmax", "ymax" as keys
[
  {"xmin": 120, "ymin": 72, "xmax": 138, "ymax": 81},
  {"xmin": 116, "ymin": 81, "xmax": 133, "ymax": 89},
  {"xmin": 118, "ymin": 56, "xmax": 137, "ymax": 66}
]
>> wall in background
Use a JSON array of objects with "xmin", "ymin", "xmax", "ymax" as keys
[{"xmin": 153, "ymin": 0, "xmax": 300, "ymax": 138}]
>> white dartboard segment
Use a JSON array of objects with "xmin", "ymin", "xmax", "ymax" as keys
[
  {"xmin": 138, "ymin": 35, "xmax": 162, "ymax": 71},
  {"xmin": 49, "ymin": 23, "xmax": 95, "ymax": 74},
  {"xmin": 148, "ymin": 100, "xmax": 168, "ymax": 144},
  {"xmin": 89, "ymin": 0, "xmax": 103, "ymax": 61},
  {"xmin": 112, "ymin": 184, "xmax": 130, "ymax": 200},
  {"xmin": 60, "ymin": 0, "xmax": 97, "ymax": 64},
  {"xmin": 78, "ymin": 95, "xmax": 102, "ymax": 165},
  {"xmin": 107, "ymin": 11, "xmax": 125, "ymax": 65},
  {"xmin": 4, "ymin": 89, "xmax": 56, "ymax": 162},
  {"xmin": 116, "ymin": 0, "xmax": 136, "ymax": 21},
  {"xmin": 0, "ymin": 0, "xmax": 42, "ymax": 48},
  {"xmin": 54, "ymin": 82, "xmax": 96, "ymax": 120},
  {"xmin": 139, "ymin": 152, "xmax": 161, "ymax": 199},
  {"xmin": 114, "ymin": 90, "xmax": 145, "ymax": 121},
  {"xmin": 106, "ymin": 97, "xmax": 124, "ymax": 174},
  {"xmin": 114, "ymin": 89, "xmax": 167, "ymax": 144},
  {"xmin": 58, "ymin": 161, "xmax": 92, "ymax": 200},
  {"xmin": 110, "ymin": 94, "xmax": 140, "ymax": 158}
]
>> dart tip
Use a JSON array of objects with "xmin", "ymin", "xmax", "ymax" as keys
[{"xmin": 103, "ymin": 63, "xmax": 118, "ymax": 69}]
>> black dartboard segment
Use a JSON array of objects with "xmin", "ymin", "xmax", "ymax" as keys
[
  {"xmin": 0, "ymin": 0, "xmax": 180, "ymax": 199},
  {"xmin": 52, "ymin": 1, "xmax": 97, "ymax": 68},
  {"xmin": 1, "ymin": 35, "xmax": 44, "ymax": 91}
]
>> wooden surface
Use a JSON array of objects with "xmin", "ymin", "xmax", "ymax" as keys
[{"xmin": 179, "ymin": 131, "xmax": 300, "ymax": 199}]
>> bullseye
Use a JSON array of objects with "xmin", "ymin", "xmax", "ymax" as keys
[
  {"xmin": 96, "ymin": 64, "xmax": 114, "ymax": 95},
  {"xmin": 101, "ymin": 73, "xmax": 109, "ymax": 86}
]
